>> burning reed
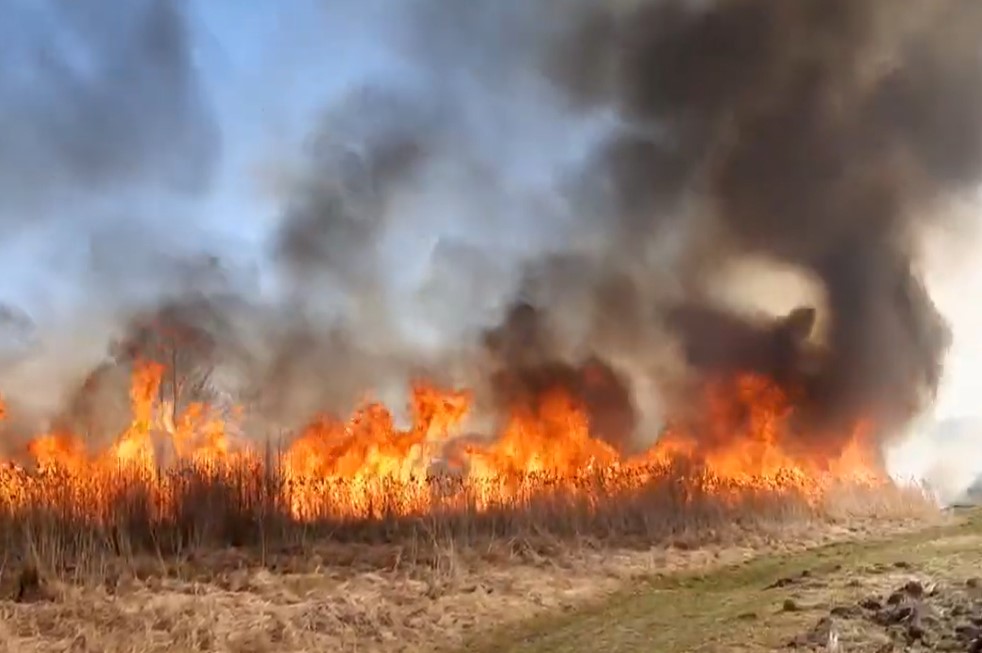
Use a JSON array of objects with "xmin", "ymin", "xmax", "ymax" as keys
[
  {"xmin": 0, "ymin": 359, "xmax": 932, "ymax": 576},
  {"xmin": 0, "ymin": 455, "xmax": 929, "ymax": 574}
]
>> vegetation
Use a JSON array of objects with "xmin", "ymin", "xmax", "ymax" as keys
[
  {"xmin": 473, "ymin": 508, "xmax": 982, "ymax": 653},
  {"xmin": 0, "ymin": 457, "xmax": 930, "ymax": 579}
]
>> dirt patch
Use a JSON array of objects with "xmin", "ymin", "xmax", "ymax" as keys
[{"xmin": 786, "ymin": 541, "xmax": 982, "ymax": 652}]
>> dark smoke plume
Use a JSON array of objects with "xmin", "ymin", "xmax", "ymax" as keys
[
  {"xmin": 275, "ymin": 87, "xmax": 432, "ymax": 291},
  {"xmin": 529, "ymin": 0, "xmax": 982, "ymax": 445},
  {"xmin": 261, "ymin": 0, "xmax": 982, "ymax": 451},
  {"xmin": 482, "ymin": 302, "xmax": 638, "ymax": 453}
]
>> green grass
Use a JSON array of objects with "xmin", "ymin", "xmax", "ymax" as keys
[{"xmin": 470, "ymin": 508, "xmax": 982, "ymax": 653}]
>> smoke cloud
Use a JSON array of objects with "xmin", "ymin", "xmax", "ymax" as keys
[
  {"xmin": 257, "ymin": 0, "xmax": 612, "ymax": 425},
  {"xmin": 3, "ymin": 0, "xmax": 982, "ymax": 466},
  {"xmin": 524, "ymin": 0, "xmax": 982, "ymax": 448},
  {"xmin": 0, "ymin": 0, "xmax": 218, "ymax": 209},
  {"xmin": 0, "ymin": 0, "xmax": 221, "ymax": 441}
]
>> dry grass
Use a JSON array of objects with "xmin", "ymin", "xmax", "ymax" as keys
[
  {"xmin": 0, "ymin": 460, "xmax": 940, "ymax": 652},
  {"xmin": 477, "ymin": 507, "xmax": 982, "ymax": 653},
  {"xmin": 0, "ymin": 515, "xmax": 936, "ymax": 653},
  {"xmin": 0, "ymin": 459, "xmax": 934, "ymax": 569}
]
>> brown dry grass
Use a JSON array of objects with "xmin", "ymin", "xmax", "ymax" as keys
[
  {"xmin": 479, "ymin": 507, "xmax": 982, "ymax": 653},
  {"xmin": 0, "ymin": 516, "xmax": 935, "ymax": 653},
  {"xmin": 0, "ymin": 459, "xmax": 932, "ymax": 570},
  {"xmin": 0, "ymin": 462, "xmax": 940, "ymax": 653}
]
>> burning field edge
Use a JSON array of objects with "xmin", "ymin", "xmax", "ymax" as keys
[
  {"xmin": 0, "ymin": 358, "xmax": 947, "ymax": 651},
  {"xmin": 0, "ymin": 345, "xmax": 951, "ymax": 653}
]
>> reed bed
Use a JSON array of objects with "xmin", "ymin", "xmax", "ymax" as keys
[{"xmin": 0, "ymin": 455, "xmax": 933, "ymax": 579}]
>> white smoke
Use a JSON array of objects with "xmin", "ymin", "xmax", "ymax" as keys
[
  {"xmin": 884, "ymin": 212, "xmax": 982, "ymax": 505},
  {"xmin": 885, "ymin": 418, "xmax": 982, "ymax": 506}
]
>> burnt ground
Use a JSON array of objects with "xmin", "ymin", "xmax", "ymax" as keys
[{"xmin": 476, "ymin": 507, "xmax": 982, "ymax": 653}]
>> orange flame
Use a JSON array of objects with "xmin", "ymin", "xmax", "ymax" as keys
[
  {"xmin": 647, "ymin": 374, "xmax": 882, "ymax": 495},
  {"xmin": 284, "ymin": 383, "xmax": 470, "ymax": 482},
  {"xmin": 0, "ymin": 362, "xmax": 887, "ymax": 522},
  {"xmin": 465, "ymin": 389, "xmax": 619, "ymax": 478},
  {"xmin": 28, "ymin": 432, "xmax": 87, "ymax": 472}
]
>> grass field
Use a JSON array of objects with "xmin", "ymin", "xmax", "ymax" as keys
[
  {"xmin": 0, "ymin": 456, "xmax": 948, "ymax": 652},
  {"xmin": 1, "ymin": 361, "xmax": 943, "ymax": 650},
  {"xmin": 0, "ymin": 502, "xmax": 946, "ymax": 652},
  {"xmin": 475, "ymin": 507, "xmax": 982, "ymax": 653}
]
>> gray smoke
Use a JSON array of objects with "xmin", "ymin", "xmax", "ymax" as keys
[
  {"xmin": 5, "ymin": 0, "xmax": 982, "ymax": 459},
  {"xmin": 0, "ymin": 0, "xmax": 218, "ymax": 209},
  {"xmin": 0, "ymin": 0, "xmax": 221, "ymax": 443},
  {"xmin": 524, "ymin": 0, "xmax": 982, "ymax": 447},
  {"xmin": 260, "ymin": 0, "xmax": 610, "ymax": 426},
  {"xmin": 251, "ymin": 0, "xmax": 982, "ymax": 447}
]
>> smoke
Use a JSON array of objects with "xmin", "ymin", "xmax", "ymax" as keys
[
  {"xmin": 886, "ymin": 417, "xmax": 982, "ymax": 506},
  {"xmin": 4, "ymin": 0, "xmax": 982, "ymax": 463},
  {"xmin": 2, "ymin": 0, "xmax": 604, "ymax": 438},
  {"xmin": 0, "ymin": 0, "xmax": 222, "ymax": 439},
  {"xmin": 479, "ymin": 302, "xmax": 637, "ymax": 452},
  {"xmin": 883, "ymin": 228, "xmax": 982, "ymax": 505},
  {"xmin": 0, "ymin": 0, "xmax": 218, "ymax": 208},
  {"xmin": 519, "ymin": 0, "xmax": 982, "ymax": 448},
  {"xmin": 259, "ymin": 0, "xmax": 613, "ymax": 425}
]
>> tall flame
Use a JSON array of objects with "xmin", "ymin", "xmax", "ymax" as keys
[
  {"xmin": 465, "ymin": 389, "xmax": 619, "ymax": 478},
  {"xmin": 0, "ymin": 362, "xmax": 887, "ymax": 522}
]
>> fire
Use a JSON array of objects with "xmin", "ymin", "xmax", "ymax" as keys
[
  {"xmin": 649, "ymin": 374, "xmax": 881, "ymax": 483},
  {"xmin": 0, "ymin": 360, "xmax": 888, "ymax": 524},
  {"xmin": 10, "ymin": 361, "xmax": 238, "ymax": 477},
  {"xmin": 465, "ymin": 389, "xmax": 619, "ymax": 478},
  {"xmin": 285, "ymin": 383, "xmax": 470, "ymax": 482},
  {"xmin": 281, "ymin": 384, "xmax": 472, "ymax": 519},
  {"xmin": 27, "ymin": 433, "xmax": 87, "ymax": 472}
]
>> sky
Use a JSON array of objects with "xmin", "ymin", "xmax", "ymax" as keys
[{"xmin": 1, "ymin": 0, "xmax": 981, "ymax": 428}]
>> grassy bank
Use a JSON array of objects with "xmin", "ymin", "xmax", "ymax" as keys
[{"xmin": 474, "ymin": 507, "xmax": 982, "ymax": 653}]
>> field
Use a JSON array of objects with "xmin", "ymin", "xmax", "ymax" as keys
[
  {"xmin": 0, "ymin": 364, "xmax": 955, "ymax": 651},
  {"xmin": 483, "ymin": 506, "xmax": 982, "ymax": 653},
  {"xmin": 0, "ymin": 461, "xmax": 943, "ymax": 653}
]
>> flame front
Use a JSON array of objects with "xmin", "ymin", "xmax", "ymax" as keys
[
  {"xmin": 650, "ymin": 375, "xmax": 881, "ymax": 484},
  {"xmin": 0, "ymin": 362, "xmax": 888, "ymax": 524},
  {"xmin": 466, "ymin": 389, "xmax": 619, "ymax": 478}
]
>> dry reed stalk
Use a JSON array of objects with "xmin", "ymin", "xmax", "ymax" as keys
[{"xmin": 0, "ymin": 457, "xmax": 934, "ymax": 581}]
